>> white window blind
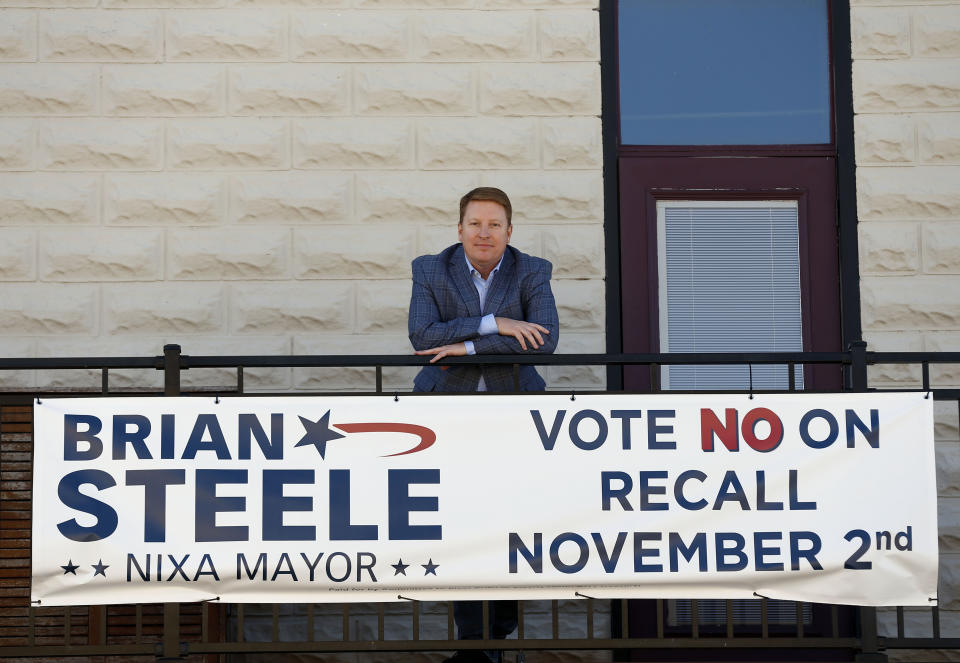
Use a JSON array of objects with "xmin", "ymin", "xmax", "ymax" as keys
[{"xmin": 658, "ymin": 201, "xmax": 803, "ymax": 390}]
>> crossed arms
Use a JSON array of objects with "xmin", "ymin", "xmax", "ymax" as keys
[{"xmin": 408, "ymin": 258, "xmax": 559, "ymax": 363}]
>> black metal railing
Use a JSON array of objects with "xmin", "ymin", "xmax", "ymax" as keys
[{"xmin": 1, "ymin": 343, "xmax": 958, "ymax": 661}]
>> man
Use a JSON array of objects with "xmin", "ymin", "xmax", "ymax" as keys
[
  {"xmin": 409, "ymin": 186, "xmax": 559, "ymax": 390},
  {"xmin": 407, "ymin": 187, "xmax": 560, "ymax": 662}
]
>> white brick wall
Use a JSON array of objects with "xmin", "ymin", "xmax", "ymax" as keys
[
  {"xmin": 854, "ymin": 3, "xmax": 960, "ymax": 640},
  {"xmin": 0, "ymin": 0, "xmax": 603, "ymax": 395}
]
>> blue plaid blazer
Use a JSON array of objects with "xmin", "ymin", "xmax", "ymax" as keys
[{"xmin": 408, "ymin": 243, "xmax": 559, "ymax": 392}]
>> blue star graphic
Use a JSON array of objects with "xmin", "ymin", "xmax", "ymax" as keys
[
  {"xmin": 92, "ymin": 559, "xmax": 109, "ymax": 577},
  {"xmin": 295, "ymin": 411, "xmax": 345, "ymax": 459},
  {"xmin": 422, "ymin": 559, "xmax": 438, "ymax": 576},
  {"xmin": 392, "ymin": 559, "xmax": 409, "ymax": 576},
  {"xmin": 61, "ymin": 560, "xmax": 78, "ymax": 575}
]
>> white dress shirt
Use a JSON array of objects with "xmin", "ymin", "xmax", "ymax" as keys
[{"xmin": 463, "ymin": 252, "xmax": 503, "ymax": 391}]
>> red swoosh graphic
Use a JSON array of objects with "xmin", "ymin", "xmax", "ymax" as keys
[{"xmin": 333, "ymin": 423, "xmax": 437, "ymax": 457}]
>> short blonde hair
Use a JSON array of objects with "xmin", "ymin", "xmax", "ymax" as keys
[{"xmin": 459, "ymin": 187, "xmax": 512, "ymax": 226}]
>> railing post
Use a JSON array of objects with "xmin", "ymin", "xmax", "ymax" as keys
[
  {"xmin": 849, "ymin": 340, "xmax": 868, "ymax": 392},
  {"xmin": 851, "ymin": 339, "xmax": 885, "ymax": 661},
  {"xmin": 855, "ymin": 606, "xmax": 886, "ymax": 662},
  {"xmin": 161, "ymin": 344, "xmax": 182, "ymax": 659},
  {"xmin": 163, "ymin": 344, "xmax": 181, "ymax": 397}
]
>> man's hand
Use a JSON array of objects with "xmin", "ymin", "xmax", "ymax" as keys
[
  {"xmin": 415, "ymin": 342, "xmax": 467, "ymax": 363},
  {"xmin": 495, "ymin": 317, "xmax": 550, "ymax": 350}
]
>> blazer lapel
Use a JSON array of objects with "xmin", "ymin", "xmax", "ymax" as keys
[
  {"xmin": 449, "ymin": 245, "xmax": 482, "ymax": 317},
  {"xmin": 482, "ymin": 246, "xmax": 515, "ymax": 316}
]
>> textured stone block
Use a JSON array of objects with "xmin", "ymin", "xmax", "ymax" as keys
[
  {"xmin": 356, "ymin": 171, "xmax": 476, "ymax": 224},
  {"xmin": 545, "ymin": 332, "xmax": 605, "ymax": 390},
  {"xmin": 103, "ymin": 64, "xmax": 224, "ymax": 116},
  {"xmin": 543, "ymin": 116, "xmax": 602, "ymax": 169},
  {"xmin": 925, "ymin": 332, "xmax": 960, "ymax": 386},
  {"xmin": 504, "ymin": 223, "xmax": 541, "ymax": 257},
  {"xmin": 229, "ymin": 172, "xmax": 351, "ymax": 224},
  {"xmin": 480, "ymin": 171, "xmax": 603, "ymax": 222},
  {"xmin": 941, "ymin": 555, "xmax": 960, "ymax": 610},
  {"xmin": 293, "ymin": 334, "xmax": 411, "ymax": 392},
  {"xmin": 168, "ymin": 227, "xmax": 289, "ymax": 279},
  {"xmin": 178, "ymin": 336, "xmax": 291, "ymax": 392},
  {"xmin": 414, "ymin": 10, "xmax": 535, "ymax": 60},
  {"xmin": 168, "ymin": 119, "xmax": 288, "ymax": 169},
  {"xmin": 0, "ymin": 12, "xmax": 36, "ymax": 61},
  {"xmin": 0, "ymin": 119, "xmax": 32, "ymax": 169},
  {"xmin": 294, "ymin": 226, "xmax": 415, "ymax": 279},
  {"xmin": 39, "ymin": 10, "xmax": 161, "ymax": 61},
  {"xmin": 355, "ymin": 0, "xmax": 469, "ymax": 6},
  {"xmin": 919, "ymin": 113, "xmax": 960, "ymax": 163},
  {"xmin": 480, "ymin": 0, "xmax": 596, "ymax": 6},
  {"xmin": 0, "ymin": 227, "xmax": 34, "ymax": 279},
  {"xmin": 419, "ymin": 118, "xmax": 538, "ymax": 169},
  {"xmin": 232, "ymin": 282, "xmax": 353, "ymax": 333},
  {"xmin": 0, "ymin": 65, "xmax": 97, "ymax": 115},
  {"xmin": 417, "ymin": 224, "xmax": 460, "ymax": 255},
  {"xmin": 356, "ymin": 280, "xmax": 411, "ymax": 334},
  {"xmin": 34, "ymin": 335, "xmax": 158, "ymax": 392},
  {"xmin": 0, "ymin": 337, "xmax": 34, "ymax": 390},
  {"xmin": 542, "ymin": 225, "xmax": 604, "ymax": 278},
  {"xmin": 851, "ymin": 7, "xmax": 910, "ymax": 57},
  {"xmin": 923, "ymin": 221, "xmax": 960, "ymax": 274},
  {"xmin": 293, "ymin": 11, "xmax": 409, "ymax": 60},
  {"xmin": 106, "ymin": 172, "xmax": 225, "ymax": 225},
  {"xmin": 105, "ymin": 0, "xmax": 224, "ymax": 6},
  {"xmin": 229, "ymin": 64, "xmax": 348, "ymax": 115},
  {"xmin": 858, "ymin": 166, "xmax": 960, "ymax": 219},
  {"xmin": 104, "ymin": 283, "xmax": 225, "ymax": 334},
  {"xmin": 166, "ymin": 11, "xmax": 286, "ymax": 61},
  {"xmin": 914, "ymin": 5, "xmax": 960, "ymax": 57},
  {"xmin": 293, "ymin": 118, "xmax": 413, "ymax": 169},
  {"xmin": 0, "ymin": 284, "xmax": 96, "ymax": 334},
  {"xmin": 355, "ymin": 64, "xmax": 473, "ymax": 115},
  {"xmin": 859, "ymin": 221, "xmax": 919, "ymax": 274},
  {"xmin": 864, "ymin": 330, "xmax": 923, "ymax": 386},
  {"xmin": 480, "ymin": 63, "xmax": 600, "ymax": 115},
  {"xmin": 40, "ymin": 228, "xmax": 162, "ymax": 280},
  {"xmin": 4, "ymin": 0, "xmax": 102, "ymax": 5},
  {"xmin": 227, "ymin": 0, "xmax": 345, "ymax": 4},
  {"xmin": 38, "ymin": 119, "xmax": 162, "ymax": 170},
  {"xmin": 937, "ymin": 441, "xmax": 960, "ymax": 496},
  {"xmin": 0, "ymin": 173, "xmax": 98, "ymax": 224},
  {"xmin": 862, "ymin": 275, "xmax": 960, "ymax": 330},
  {"xmin": 854, "ymin": 61, "xmax": 960, "ymax": 111},
  {"xmin": 553, "ymin": 279, "xmax": 604, "ymax": 331},
  {"xmin": 936, "ymin": 401, "xmax": 960, "ymax": 442},
  {"xmin": 538, "ymin": 10, "xmax": 599, "ymax": 61},
  {"xmin": 854, "ymin": 114, "xmax": 915, "ymax": 163}
]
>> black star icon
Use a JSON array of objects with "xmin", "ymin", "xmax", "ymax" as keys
[
  {"xmin": 295, "ymin": 411, "xmax": 345, "ymax": 460},
  {"xmin": 391, "ymin": 559, "xmax": 409, "ymax": 576},
  {"xmin": 92, "ymin": 559, "xmax": 109, "ymax": 577},
  {"xmin": 422, "ymin": 559, "xmax": 438, "ymax": 576},
  {"xmin": 61, "ymin": 560, "xmax": 78, "ymax": 575}
]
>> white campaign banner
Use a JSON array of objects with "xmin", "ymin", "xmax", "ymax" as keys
[{"xmin": 32, "ymin": 393, "xmax": 936, "ymax": 607}]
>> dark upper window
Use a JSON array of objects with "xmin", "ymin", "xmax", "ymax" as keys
[{"xmin": 618, "ymin": 0, "xmax": 832, "ymax": 145}]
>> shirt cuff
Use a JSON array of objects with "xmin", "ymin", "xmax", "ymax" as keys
[
  {"xmin": 478, "ymin": 314, "xmax": 498, "ymax": 336},
  {"xmin": 464, "ymin": 341, "xmax": 476, "ymax": 355}
]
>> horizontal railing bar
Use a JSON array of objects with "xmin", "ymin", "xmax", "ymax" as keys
[
  {"xmin": 869, "ymin": 351, "xmax": 960, "ymax": 364},
  {"xmin": 183, "ymin": 636, "xmax": 860, "ymax": 654},
  {"xmin": 0, "ymin": 357, "xmax": 163, "ymax": 370},
  {"xmin": 0, "ymin": 351, "xmax": 853, "ymax": 371},
  {"xmin": 883, "ymin": 637, "xmax": 960, "ymax": 649},
  {"xmin": 2, "ymin": 350, "xmax": 957, "ymax": 371}
]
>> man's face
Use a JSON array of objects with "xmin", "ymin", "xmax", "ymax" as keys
[{"xmin": 459, "ymin": 200, "xmax": 512, "ymax": 272}]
